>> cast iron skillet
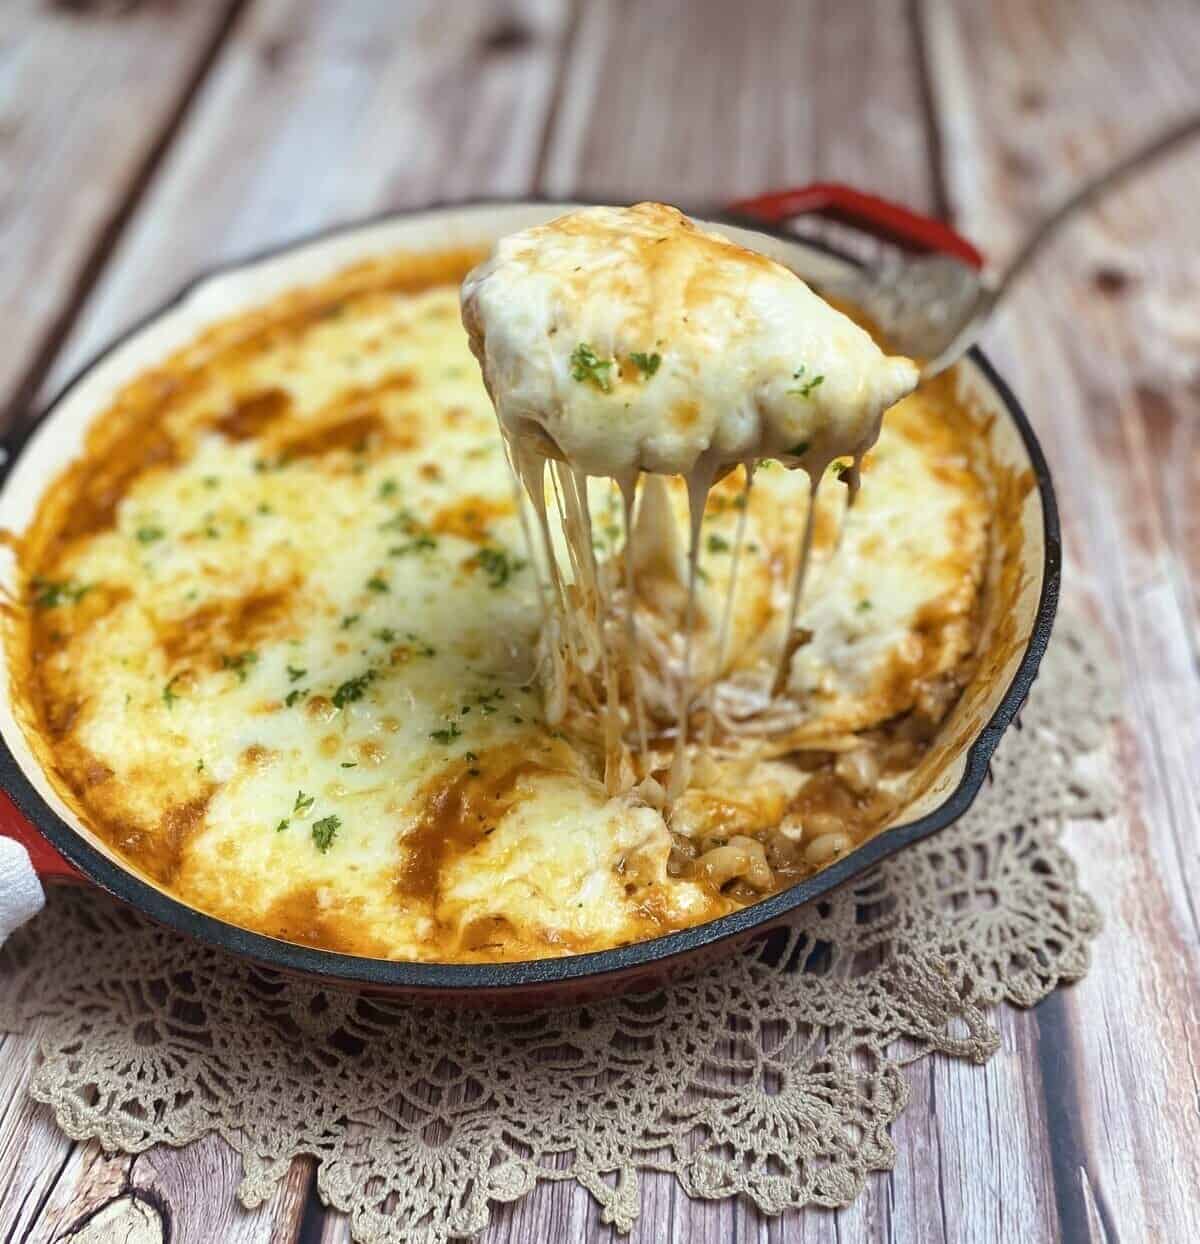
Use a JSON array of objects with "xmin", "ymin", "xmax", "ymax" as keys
[{"xmin": 0, "ymin": 188, "xmax": 1059, "ymax": 1004}]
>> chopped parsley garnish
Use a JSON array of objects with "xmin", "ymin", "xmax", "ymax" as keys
[
  {"xmin": 389, "ymin": 535, "xmax": 437, "ymax": 557},
  {"xmin": 476, "ymin": 546, "xmax": 526, "ymax": 589},
  {"xmin": 788, "ymin": 365, "xmax": 825, "ymax": 399},
  {"xmin": 256, "ymin": 503, "xmax": 273, "ymax": 516},
  {"xmin": 162, "ymin": 673, "xmax": 184, "ymax": 708},
  {"xmin": 378, "ymin": 479, "xmax": 399, "ymax": 499},
  {"xmin": 136, "ymin": 526, "xmax": 165, "ymax": 544},
  {"xmin": 204, "ymin": 525, "xmax": 220, "ymax": 539},
  {"xmin": 366, "ymin": 575, "xmax": 389, "ymax": 594},
  {"xmin": 629, "ymin": 351, "xmax": 662, "ymax": 377},
  {"xmin": 373, "ymin": 628, "xmax": 397, "ymax": 643},
  {"xmin": 221, "ymin": 651, "xmax": 258, "ymax": 682},
  {"xmin": 379, "ymin": 508, "xmax": 421, "ymax": 533},
  {"xmin": 311, "ymin": 815, "xmax": 341, "ymax": 853},
  {"xmin": 275, "ymin": 818, "xmax": 290, "ymax": 833},
  {"xmin": 706, "ymin": 533, "xmax": 730, "ymax": 554},
  {"xmin": 340, "ymin": 614, "xmax": 360, "ymax": 630},
  {"xmin": 294, "ymin": 791, "xmax": 315, "ymax": 814},
  {"xmin": 430, "ymin": 721, "xmax": 462, "ymax": 743},
  {"xmin": 340, "ymin": 762, "xmax": 357, "ymax": 769},
  {"xmin": 196, "ymin": 759, "xmax": 205, "ymax": 772},
  {"xmin": 406, "ymin": 633, "xmax": 436, "ymax": 659},
  {"xmin": 569, "ymin": 342, "xmax": 613, "ymax": 392},
  {"xmin": 285, "ymin": 688, "xmax": 306, "ymax": 707},
  {"xmin": 287, "ymin": 665, "xmax": 307, "ymax": 682},
  {"xmin": 857, "ymin": 599, "xmax": 873, "ymax": 612},
  {"xmin": 202, "ymin": 476, "xmax": 220, "ymax": 489},
  {"xmin": 31, "ymin": 578, "xmax": 89, "ymax": 610},
  {"xmin": 474, "ymin": 688, "xmax": 505, "ymax": 715},
  {"xmin": 332, "ymin": 670, "xmax": 376, "ymax": 709},
  {"xmin": 785, "ymin": 441, "xmax": 810, "ymax": 456}
]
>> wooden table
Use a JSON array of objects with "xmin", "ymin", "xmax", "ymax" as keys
[{"xmin": 1, "ymin": 1, "xmax": 1198, "ymax": 1239}]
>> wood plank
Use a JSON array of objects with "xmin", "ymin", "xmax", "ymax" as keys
[
  {"xmin": 16, "ymin": 1136, "xmax": 313, "ymax": 1244},
  {"xmin": 42, "ymin": 0, "xmax": 573, "ymax": 399},
  {"xmin": 539, "ymin": 0, "xmax": 937, "ymax": 212},
  {"xmin": 919, "ymin": 1, "xmax": 1200, "ymax": 1241},
  {"xmin": 0, "ymin": 1031, "xmax": 77, "ymax": 1239},
  {"xmin": 0, "ymin": 0, "xmax": 242, "ymax": 425},
  {"xmin": 6, "ymin": 1, "xmax": 570, "ymax": 1238}
]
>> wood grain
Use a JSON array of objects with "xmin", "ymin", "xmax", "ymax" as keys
[
  {"xmin": 41, "ymin": 0, "xmax": 573, "ymax": 401},
  {"xmin": 920, "ymin": 1, "xmax": 1200, "ymax": 1241},
  {"xmin": 2, "ymin": 0, "xmax": 1199, "ymax": 1241},
  {"xmin": 539, "ymin": 0, "xmax": 937, "ymax": 210},
  {"xmin": 0, "ymin": 0, "xmax": 242, "ymax": 427}
]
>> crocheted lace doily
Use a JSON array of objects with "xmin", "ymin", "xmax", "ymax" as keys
[{"xmin": 0, "ymin": 614, "xmax": 1115, "ymax": 1242}]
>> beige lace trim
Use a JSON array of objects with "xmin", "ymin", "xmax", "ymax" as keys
[{"xmin": 0, "ymin": 614, "xmax": 1115, "ymax": 1243}]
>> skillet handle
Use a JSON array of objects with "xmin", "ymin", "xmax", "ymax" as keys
[
  {"xmin": 726, "ymin": 182, "xmax": 986, "ymax": 270},
  {"xmin": 0, "ymin": 789, "xmax": 82, "ymax": 883}
]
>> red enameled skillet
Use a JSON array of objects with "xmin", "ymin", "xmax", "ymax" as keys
[{"xmin": 0, "ymin": 188, "xmax": 1057, "ymax": 1005}]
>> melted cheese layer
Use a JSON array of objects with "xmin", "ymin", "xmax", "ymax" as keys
[
  {"xmin": 461, "ymin": 203, "xmax": 918, "ymax": 479},
  {"xmin": 8, "ymin": 250, "xmax": 991, "ymax": 963}
]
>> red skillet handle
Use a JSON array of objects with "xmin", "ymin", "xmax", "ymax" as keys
[
  {"xmin": 0, "ymin": 789, "xmax": 82, "ymax": 883},
  {"xmin": 727, "ymin": 182, "xmax": 985, "ymax": 271}
]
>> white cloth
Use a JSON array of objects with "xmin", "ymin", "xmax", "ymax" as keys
[{"xmin": 0, "ymin": 837, "xmax": 45, "ymax": 946}]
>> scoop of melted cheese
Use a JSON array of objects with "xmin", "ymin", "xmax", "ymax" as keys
[
  {"xmin": 9, "ymin": 249, "xmax": 989, "ymax": 964},
  {"xmin": 461, "ymin": 202, "xmax": 919, "ymax": 479}
]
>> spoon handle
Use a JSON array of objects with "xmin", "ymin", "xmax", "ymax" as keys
[{"xmin": 993, "ymin": 113, "xmax": 1200, "ymax": 300}]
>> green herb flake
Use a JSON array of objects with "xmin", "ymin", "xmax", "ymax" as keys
[
  {"xmin": 275, "ymin": 818, "xmax": 290, "ymax": 833},
  {"xmin": 569, "ymin": 342, "xmax": 614, "ymax": 392},
  {"xmin": 366, "ymin": 575, "xmax": 389, "ymax": 594},
  {"xmin": 285, "ymin": 688, "xmax": 306, "ymax": 707},
  {"xmin": 332, "ymin": 670, "xmax": 376, "ymax": 709},
  {"xmin": 196, "ymin": 759, "xmax": 205, "ymax": 772},
  {"xmin": 389, "ymin": 534, "xmax": 437, "ymax": 557},
  {"xmin": 378, "ymin": 479, "xmax": 399, "ymax": 499},
  {"xmin": 341, "ymin": 614, "xmax": 361, "ymax": 630},
  {"xmin": 430, "ymin": 721, "xmax": 462, "ymax": 744},
  {"xmin": 256, "ymin": 503, "xmax": 273, "ymax": 516},
  {"xmin": 311, "ymin": 815, "xmax": 341, "ymax": 853},
  {"xmin": 373, "ymin": 627, "xmax": 397, "ymax": 644},
  {"xmin": 476, "ymin": 546, "xmax": 526, "ymax": 590},
  {"xmin": 340, "ymin": 762, "xmax": 357, "ymax": 769},
  {"xmin": 706, "ymin": 533, "xmax": 730, "ymax": 554},
  {"xmin": 294, "ymin": 791, "xmax": 315, "ymax": 815},
  {"xmin": 287, "ymin": 665, "xmax": 307, "ymax": 683},
  {"xmin": 136, "ymin": 525, "xmax": 165, "ymax": 544},
  {"xmin": 629, "ymin": 351, "xmax": 662, "ymax": 377},
  {"xmin": 788, "ymin": 366, "xmax": 825, "ymax": 399},
  {"xmin": 162, "ymin": 673, "xmax": 184, "ymax": 708},
  {"xmin": 379, "ymin": 508, "xmax": 420, "ymax": 534},
  {"xmin": 221, "ymin": 651, "xmax": 258, "ymax": 682},
  {"xmin": 406, "ymin": 633, "xmax": 436, "ymax": 659},
  {"xmin": 31, "ymin": 578, "xmax": 90, "ymax": 610},
  {"xmin": 857, "ymin": 599, "xmax": 873, "ymax": 612}
]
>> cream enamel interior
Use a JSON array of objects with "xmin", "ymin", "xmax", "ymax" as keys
[{"xmin": 0, "ymin": 203, "xmax": 1048, "ymax": 965}]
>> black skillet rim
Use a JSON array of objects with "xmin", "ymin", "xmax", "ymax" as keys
[{"xmin": 0, "ymin": 196, "xmax": 1061, "ymax": 991}]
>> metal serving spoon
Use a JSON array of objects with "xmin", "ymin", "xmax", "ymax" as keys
[{"xmin": 776, "ymin": 115, "xmax": 1200, "ymax": 379}]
